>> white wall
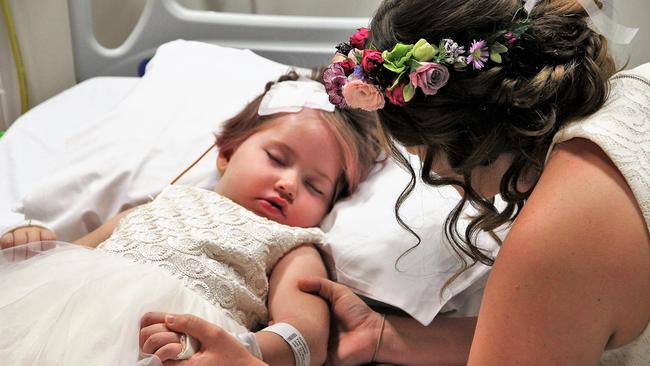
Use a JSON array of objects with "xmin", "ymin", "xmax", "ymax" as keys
[
  {"xmin": 610, "ymin": 0, "xmax": 649, "ymax": 68},
  {"xmin": 0, "ymin": 5, "xmax": 20, "ymax": 130},
  {"xmin": 5, "ymin": 0, "xmax": 76, "ymax": 109}
]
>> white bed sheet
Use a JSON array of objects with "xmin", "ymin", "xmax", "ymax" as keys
[{"xmin": 0, "ymin": 77, "xmax": 140, "ymax": 232}]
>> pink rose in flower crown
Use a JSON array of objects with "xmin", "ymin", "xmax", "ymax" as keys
[
  {"xmin": 349, "ymin": 27, "xmax": 370, "ymax": 49},
  {"xmin": 386, "ymin": 82, "xmax": 406, "ymax": 106},
  {"xmin": 409, "ymin": 63, "xmax": 450, "ymax": 96},
  {"xmin": 342, "ymin": 79, "xmax": 385, "ymax": 111},
  {"xmin": 361, "ymin": 49, "xmax": 384, "ymax": 74}
]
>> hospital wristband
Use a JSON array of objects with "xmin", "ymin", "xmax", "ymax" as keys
[{"xmin": 261, "ymin": 323, "xmax": 310, "ymax": 366}]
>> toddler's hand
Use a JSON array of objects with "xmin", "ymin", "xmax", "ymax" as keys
[
  {"xmin": 1, "ymin": 226, "xmax": 57, "ymax": 249},
  {"xmin": 140, "ymin": 314, "xmax": 184, "ymax": 361}
]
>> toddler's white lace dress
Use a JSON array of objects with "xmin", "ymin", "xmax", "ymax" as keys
[{"xmin": 0, "ymin": 185, "xmax": 324, "ymax": 366}]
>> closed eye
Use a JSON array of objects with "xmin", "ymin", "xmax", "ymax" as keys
[
  {"xmin": 266, "ymin": 150, "xmax": 286, "ymax": 166},
  {"xmin": 305, "ymin": 180, "xmax": 325, "ymax": 196}
]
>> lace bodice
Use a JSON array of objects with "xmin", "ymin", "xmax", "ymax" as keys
[
  {"xmin": 549, "ymin": 63, "xmax": 650, "ymax": 365},
  {"xmin": 98, "ymin": 185, "xmax": 324, "ymax": 329}
]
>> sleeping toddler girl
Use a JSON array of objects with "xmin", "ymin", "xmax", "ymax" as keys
[{"xmin": 0, "ymin": 71, "xmax": 380, "ymax": 366}]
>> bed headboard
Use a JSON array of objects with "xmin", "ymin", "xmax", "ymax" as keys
[{"xmin": 68, "ymin": 0, "xmax": 368, "ymax": 82}]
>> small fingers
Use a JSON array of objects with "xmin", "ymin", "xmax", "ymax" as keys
[
  {"xmin": 154, "ymin": 342, "xmax": 183, "ymax": 362},
  {"xmin": 0, "ymin": 233, "xmax": 14, "ymax": 249},
  {"xmin": 141, "ymin": 312, "xmax": 168, "ymax": 329},
  {"xmin": 13, "ymin": 229, "xmax": 27, "ymax": 246},
  {"xmin": 140, "ymin": 320, "xmax": 172, "ymax": 348},
  {"xmin": 26, "ymin": 228, "xmax": 40, "ymax": 244},
  {"xmin": 39, "ymin": 229, "xmax": 56, "ymax": 241},
  {"xmin": 141, "ymin": 331, "xmax": 182, "ymax": 357}
]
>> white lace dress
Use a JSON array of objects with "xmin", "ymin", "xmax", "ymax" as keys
[
  {"xmin": 0, "ymin": 185, "xmax": 324, "ymax": 366},
  {"xmin": 548, "ymin": 63, "xmax": 650, "ymax": 365}
]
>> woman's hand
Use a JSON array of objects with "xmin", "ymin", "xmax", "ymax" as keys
[
  {"xmin": 299, "ymin": 277, "xmax": 384, "ymax": 366},
  {"xmin": 140, "ymin": 312, "xmax": 267, "ymax": 366},
  {"xmin": 0, "ymin": 226, "xmax": 56, "ymax": 249}
]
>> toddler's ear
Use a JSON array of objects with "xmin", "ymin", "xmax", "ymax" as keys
[{"xmin": 216, "ymin": 149, "xmax": 230, "ymax": 174}]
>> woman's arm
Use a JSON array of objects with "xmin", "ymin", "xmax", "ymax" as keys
[
  {"xmin": 468, "ymin": 138, "xmax": 650, "ymax": 365},
  {"xmin": 258, "ymin": 244, "xmax": 330, "ymax": 366},
  {"xmin": 73, "ymin": 207, "xmax": 135, "ymax": 248},
  {"xmin": 300, "ymin": 277, "xmax": 476, "ymax": 366}
]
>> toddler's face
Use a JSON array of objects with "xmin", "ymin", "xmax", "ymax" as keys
[{"xmin": 215, "ymin": 109, "xmax": 343, "ymax": 228}]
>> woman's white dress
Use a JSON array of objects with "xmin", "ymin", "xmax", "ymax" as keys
[
  {"xmin": 548, "ymin": 63, "xmax": 650, "ymax": 365},
  {"xmin": 0, "ymin": 185, "xmax": 324, "ymax": 366}
]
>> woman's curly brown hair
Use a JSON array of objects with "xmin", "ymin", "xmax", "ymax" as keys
[{"xmin": 370, "ymin": 0, "xmax": 617, "ymax": 282}]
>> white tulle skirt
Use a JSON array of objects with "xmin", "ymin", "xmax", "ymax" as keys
[{"xmin": 0, "ymin": 242, "xmax": 248, "ymax": 366}]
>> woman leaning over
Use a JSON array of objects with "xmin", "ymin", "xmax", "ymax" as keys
[{"xmin": 306, "ymin": 0, "xmax": 650, "ymax": 365}]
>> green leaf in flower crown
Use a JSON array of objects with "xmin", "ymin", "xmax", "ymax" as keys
[
  {"xmin": 389, "ymin": 72, "xmax": 405, "ymax": 89},
  {"xmin": 403, "ymin": 82, "xmax": 416, "ymax": 102},
  {"xmin": 490, "ymin": 52, "xmax": 502, "ymax": 63},
  {"xmin": 491, "ymin": 41, "xmax": 508, "ymax": 54},
  {"xmin": 412, "ymin": 39, "xmax": 437, "ymax": 62},
  {"xmin": 435, "ymin": 40, "xmax": 448, "ymax": 63},
  {"xmin": 489, "ymin": 41, "xmax": 508, "ymax": 63},
  {"xmin": 382, "ymin": 43, "xmax": 414, "ymax": 74}
]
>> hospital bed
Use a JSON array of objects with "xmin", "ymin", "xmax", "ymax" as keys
[{"xmin": 0, "ymin": 0, "xmax": 499, "ymax": 360}]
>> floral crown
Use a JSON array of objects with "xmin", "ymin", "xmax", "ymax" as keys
[{"xmin": 323, "ymin": 9, "xmax": 531, "ymax": 111}]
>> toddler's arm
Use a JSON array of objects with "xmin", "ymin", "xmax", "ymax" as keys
[
  {"xmin": 258, "ymin": 244, "xmax": 329, "ymax": 366},
  {"xmin": 73, "ymin": 207, "xmax": 135, "ymax": 248}
]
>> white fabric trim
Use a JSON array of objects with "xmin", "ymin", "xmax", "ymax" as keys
[
  {"xmin": 175, "ymin": 333, "xmax": 200, "ymax": 360},
  {"xmin": 258, "ymin": 79, "xmax": 335, "ymax": 116},
  {"xmin": 236, "ymin": 332, "xmax": 263, "ymax": 360}
]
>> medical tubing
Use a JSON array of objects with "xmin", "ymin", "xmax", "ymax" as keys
[
  {"xmin": 1, "ymin": 0, "xmax": 29, "ymax": 113},
  {"xmin": 170, "ymin": 142, "xmax": 217, "ymax": 185}
]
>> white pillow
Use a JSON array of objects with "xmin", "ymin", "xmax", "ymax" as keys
[
  {"xmin": 320, "ymin": 157, "xmax": 500, "ymax": 324},
  {"xmin": 18, "ymin": 40, "xmax": 293, "ymax": 240},
  {"xmin": 14, "ymin": 40, "xmax": 501, "ymax": 325}
]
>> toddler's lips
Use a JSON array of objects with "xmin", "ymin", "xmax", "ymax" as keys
[{"xmin": 256, "ymin": 198, "xmax": 286, "ymax": 220}]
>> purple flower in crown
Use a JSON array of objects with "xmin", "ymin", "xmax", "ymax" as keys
[
  {"xmin": 409, "ymin": 63, "xmax": 450, "ymax": 96},
  {"xmin": 323, "ymin": 63, "xmax": 348, "ymax": 108},
  {"xmin": 442, "ymin": 39, "xmax": 465, "ymax": 64},
  {"xmin": 467, "ymin": 39, "xmax": 489, "ymax": 70},
  {"xmin": 352, "ymin": 64, "xmax": 364, "ymax": 80}
]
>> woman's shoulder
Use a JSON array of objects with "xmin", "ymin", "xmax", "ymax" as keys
[{"xmin": 502, "ymin": 137, "xmax": 650, "ymax": 347}]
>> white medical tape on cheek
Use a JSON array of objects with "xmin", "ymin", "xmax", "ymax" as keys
[
  {"xmin": 258, "ymin": 79, "xmax": 336, "ymax": 116},
  {"xmin": 577, "ymin": 0, "xmax": 638, "ymax": 45},
  {"xmin": 260, "ymin": 322, "xmax": 310, "ymax": 366}
]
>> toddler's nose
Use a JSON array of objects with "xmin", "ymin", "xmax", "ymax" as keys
[{"xmin": 275, "ymin": 174, "xmax": 297, "ymax": 202}]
